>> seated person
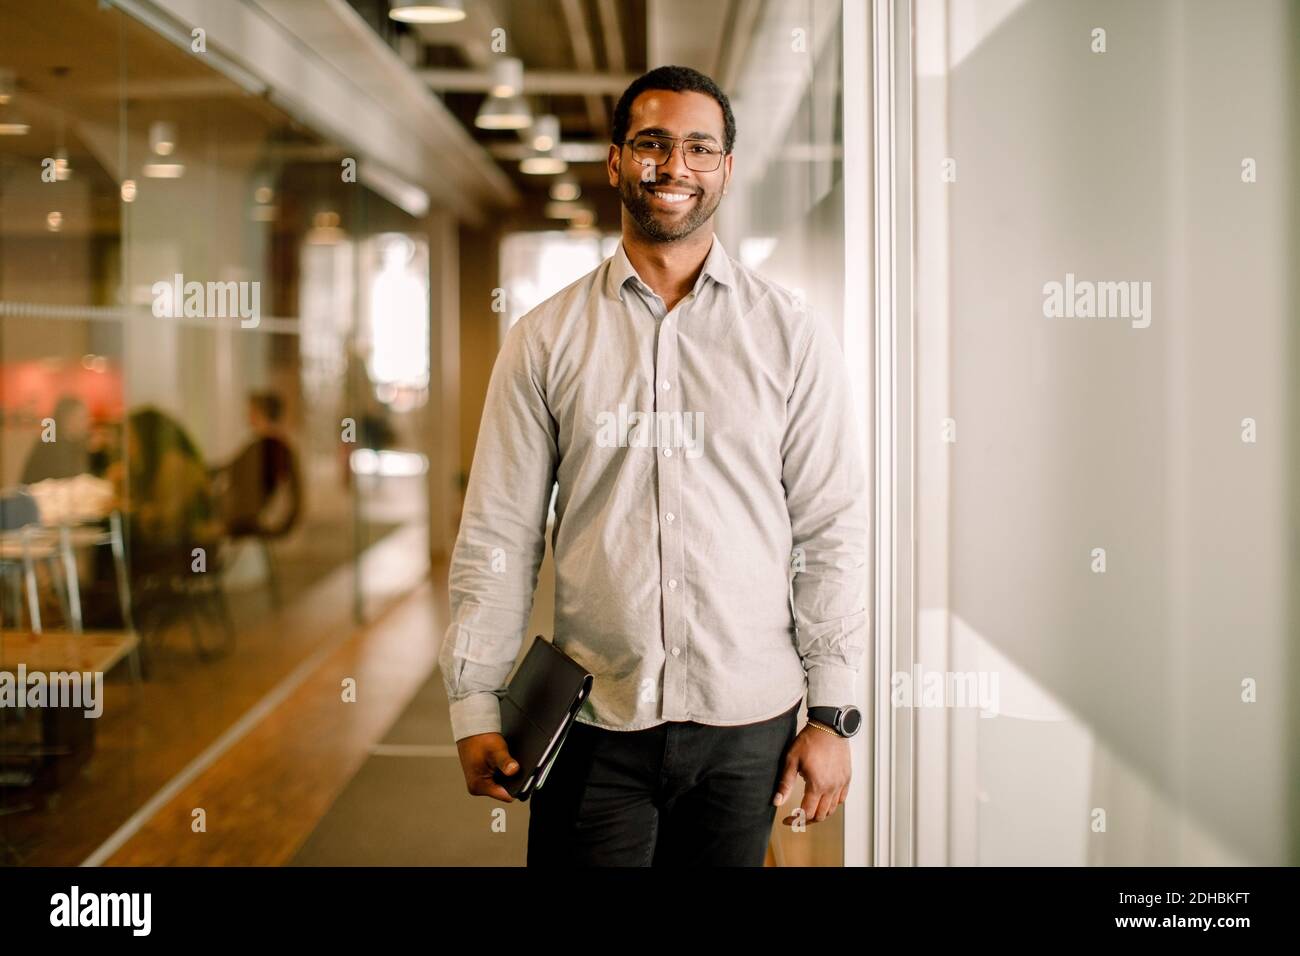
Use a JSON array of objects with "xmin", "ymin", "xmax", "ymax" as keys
[
  {"xmin": 107, "ymin": 407, "xmax": 223, "ymax": 575},
  {"xmin": 21, "ymin": 395, "xmax": 109, "ymax": 484},
  {"xmin": 212, "ymin": 392, "xmax": 301, "ymax": 537}
]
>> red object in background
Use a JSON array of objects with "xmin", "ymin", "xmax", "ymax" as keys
[{"xmin": 0, "ymin": 359, "xmax": 126, "ymax": 423}]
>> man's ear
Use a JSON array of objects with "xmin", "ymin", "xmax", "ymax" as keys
[{"xmin": 607, "ymin": 144, "xmax": 621, "ymax": 187}]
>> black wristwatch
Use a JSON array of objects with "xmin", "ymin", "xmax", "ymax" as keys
[{"xmin": 807, "ymin": 705, "xmax": 863, "ymax": 738}]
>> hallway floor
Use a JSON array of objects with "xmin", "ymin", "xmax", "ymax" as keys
[{"xmin": 70, "ymin": 535, "xmax": 834, "ymax": 866}]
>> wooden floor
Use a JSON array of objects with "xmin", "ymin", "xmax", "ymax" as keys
[{"xmin": 100, "ymin": 577, "xmax": 446, "ymax": 865}]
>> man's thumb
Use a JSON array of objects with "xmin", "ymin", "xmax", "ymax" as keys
[
  {"xmin": 772, "ymin": 757, "xmax": 799, "ymax": 806},
  {"xmin": 491, "ymin": 743, "xmax": 519, "ymax": 776}
]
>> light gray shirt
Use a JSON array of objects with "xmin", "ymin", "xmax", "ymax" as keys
[{"xmin": 440, "ymin": 234, "xmax": 868, "ymax": 741}]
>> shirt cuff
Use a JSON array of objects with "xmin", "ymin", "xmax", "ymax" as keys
[
  {"xmin": 805, "ymin": 662, "xmax": 860, "ymax": 711},
  {"xmin": 448, "ymin": 691, "xmax": 503, "ymax": 742}
]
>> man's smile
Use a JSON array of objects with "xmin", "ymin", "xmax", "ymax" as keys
[{"xmin": 643, "ymin": 183, "xmax": 698, "ymax": 209}]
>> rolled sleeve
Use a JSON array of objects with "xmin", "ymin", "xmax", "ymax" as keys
[
  {"xmin": 439, "ymin": 317, "xmax": 558, "ymax": 742},
  {"xmin": 780, "ymin": 310, "xmax": 870, "ymax": 710}
]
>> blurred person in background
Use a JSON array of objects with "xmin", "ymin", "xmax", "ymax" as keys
[
  {"xmin": 212, "ymin": 391, "xmax": 301, "ymax": 537},
  {"xmin": 20, "ymin": 395, "xmax": 110, "ymax": 485},
  {"xmin": 108, "ymin": 406, "xmax": 223, "ymax": 570}
]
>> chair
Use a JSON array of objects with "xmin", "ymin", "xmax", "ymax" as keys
[
  {"xmin": 213, "ymin": 437, "xmax": 303, "ymax": 608},
  {"xmin": 0, "ymin": 490, "xmax": 48, "ymax": 631},
  {"xmin": 0, "ymin": 489, "xmax": 143, "ymax": 682}
]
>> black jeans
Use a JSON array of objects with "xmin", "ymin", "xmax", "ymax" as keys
[{"xmin": 526, "ymin": 701, "xmax": 800, "ymax": 866}]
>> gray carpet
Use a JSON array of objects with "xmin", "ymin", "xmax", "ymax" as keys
[{"xmin": 290, "ymin": 672, "xmax": 530, "ymax": 867}]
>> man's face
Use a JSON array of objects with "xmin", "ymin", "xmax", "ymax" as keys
[{"xmin": 609, "ymin": 89, "xmax": 733, "ymax": 243}]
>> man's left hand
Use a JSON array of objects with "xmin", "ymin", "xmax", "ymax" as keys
[{"xmin": 772, "ymin": 722, "xmax": 851, "ymax": 826}]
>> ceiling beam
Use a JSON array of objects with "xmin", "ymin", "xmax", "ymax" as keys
[
  {"xmin": 597, "ymin": 0, "xmax": 627, "ymax": 76},
  {"xmin": 487, "ymin": 141, "xmax": 610, "ymax": 162},
  {"xmin": 558, "ymin": 0, "xmax": 607, "ymax": 134},
  {"xmin": 715, "ymin": 0, "xmax": 762, "ymax": 92},
  {"xmin": 419, "ymin": 68, "xmax": 638, "ymax": 95},
  {"xmin": 409, "ymin": 0, "xmax": 507, "ymax": 69}
]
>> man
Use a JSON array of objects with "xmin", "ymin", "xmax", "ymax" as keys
[{"xmin": 441, "ymin": 65, "xmax": 867, "ymax": 866}]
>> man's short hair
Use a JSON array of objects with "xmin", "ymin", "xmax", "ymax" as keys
[{"xmin": 611, "ymin": 65, "xmax": 736, "ymax": 155}]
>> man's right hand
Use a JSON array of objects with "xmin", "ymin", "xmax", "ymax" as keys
[{"xmin": 455, "ymin": 733, "xmax": 521, "ymax": 802}]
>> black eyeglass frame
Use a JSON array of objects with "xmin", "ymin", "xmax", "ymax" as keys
[{"xmin": 621, "ymin": 134, "xmax": 726, "ymax": 172}]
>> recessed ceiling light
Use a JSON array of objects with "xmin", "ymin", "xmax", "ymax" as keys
[
  {"xmin": 487, "ymin": 56, "xmax": 524, "ymax": 97},
  {"xmin": 388, "ymin": 0, "xmax": 466, "ymax": 24},
  {"xmin": 475, "ymin": 94, "xmax": 532, "ymax": 130},
  {"xmin": 149, "ymin": 120, "xmax": 177, "ymax": 156},
  {"xmin": 143, "ymin": 162, "xmax": 185, "ymax": 178},
  {"xmin": 521, "ymin": 152, "xmax": 567, "ymax": 175},
  {"xmin": 549, "ymin": 176, "xmax": 581, "ymax": 202},
  {"xmin": 529, "ymin": 114, "xmax": 560, "ymax": 152}
]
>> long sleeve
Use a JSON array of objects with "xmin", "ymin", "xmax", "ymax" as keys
[
  {"xmin": 780, "ymin": 310, "xmax": 870, "ymax": 709},
  {"xmin": 439, "ymin": 317, "xmax": 559, "ymax": 742}
]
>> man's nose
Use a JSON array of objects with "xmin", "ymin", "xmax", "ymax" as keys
[{"xmin": 660, "ymin": 142, "xmax": 691, "ymax": 180}]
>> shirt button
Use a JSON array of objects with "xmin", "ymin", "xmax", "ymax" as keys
[
  {"xmin": 665, "ymin": 512, "xmax": 675, "ymax": 523},
  {"xmin": 668, "ymin": 579, "xmax": 678, "ymax": 589},
  {"xmin": 671, "ymin": 647, "xmax": 680, "ymax": 657},
  {"xmin": 663, "ymin": 447, "xmax": 673, "ymax": 457},
  {"xmin": 660, "ymin": 380, "xmax": 671, "ymax": 391}
]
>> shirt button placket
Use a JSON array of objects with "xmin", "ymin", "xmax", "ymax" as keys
[{"xmin": 655, "ymin": 303, "xmax": 687, "ymax": 720}]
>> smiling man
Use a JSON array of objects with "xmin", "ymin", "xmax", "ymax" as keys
[{"xmin": 442, "ymin": 65, "xmax": 868, "ymax": 867}]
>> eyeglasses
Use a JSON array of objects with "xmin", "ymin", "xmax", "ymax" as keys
[{"xmin": 623, "ymin": 134, "xmax": 724, "ymax": 172}]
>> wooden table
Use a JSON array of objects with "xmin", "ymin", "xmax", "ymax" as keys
[
  {"xmin": 0, "ymin": 629, "xmax": 139, "ymax": 675},
  {"xmin": 1, "ymin": 630, "xmax": 140, "ymax": 790}
]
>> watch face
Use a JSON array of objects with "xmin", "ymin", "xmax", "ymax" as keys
[{"xmin": 840, "ymin": 707, "xmax": 863, "ymax": 736}]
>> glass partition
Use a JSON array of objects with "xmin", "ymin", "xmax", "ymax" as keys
[
  {"xmin": 0, "ymin": 0, "xmax": 429, "ymax": 865},
  {"xmin": 910, "ymin": 0, "xmax": 1297, "ymax": 865}
]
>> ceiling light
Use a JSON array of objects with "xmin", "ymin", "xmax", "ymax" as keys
[
  {"xmin": 544, "ymin": 200, "xmax": 589, "ymax": 220},
  {"xmin": 143, "ymin": 162, "xmax": 185, "ymax": 178},
  {"xmin": 307, "ymin": 210, "xmax": 345, "ymax": 245},
  {"xmin": 120, "ymin": 179, "xmax": 137, "ymax": 202},
  {"xmin": 0, "ymin": 70, "xmax": 14, "ymax": 106},
  {"xmin": 521, "ymin": 151, "xmax": 567, "ymax": 175},
  {"xmin": 388, "ymin": 0, "xmax": 466, "ymax": 24},
  {"xmin": 0, "ymin": 103, "xmax": 28, "ymax": 135},
  {"xmin": 54, "ymin": 147, "xmax": 71, "ymax": 181},
  {"xmin": 46, "ymin": 211, "xmax": 63, "ymax": 232},
  {"xmin": 149, "ymin": 120, "xmax": 176, "ymax": 156},
  {"xmin": 549, "ymin": 176, "xmax": 581, "ymax": 202},
  {"xmin": 475, "ymin": 94, "xmax": 531, "ymax": 130},
  {"xmin": 487, "ymin": 56, "xmax": 524, "ymax": 97},
  {"xmin": 529, "ymin": 114, "xmax": 560, "ymax": 152}
]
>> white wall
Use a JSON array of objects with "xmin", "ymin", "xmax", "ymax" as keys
[{"xmin": 914, "ymin": 0, "xmax": 1295, "ymax": 865}]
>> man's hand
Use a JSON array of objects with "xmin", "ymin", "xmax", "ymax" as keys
[
  {"xmin": 772, "ymin": 723, "xmax": 851, "ymax": 825},
  {"xmin": 456, "ymin": 732, "xmax": 521, "ymax": 802}
]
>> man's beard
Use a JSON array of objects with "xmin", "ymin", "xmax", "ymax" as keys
[{"xmin": 619, "ymin": 170, "xmax": 722, "ymax": 242}]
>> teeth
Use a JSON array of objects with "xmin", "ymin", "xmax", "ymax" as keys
[{"xmin": 649, "ymin": 188, "xmax": 692, "ymax": 204}]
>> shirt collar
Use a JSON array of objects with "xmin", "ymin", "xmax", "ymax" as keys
[{"xmin": 605, "ymin": 233, "xmax": 736, "ymax": 303}]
